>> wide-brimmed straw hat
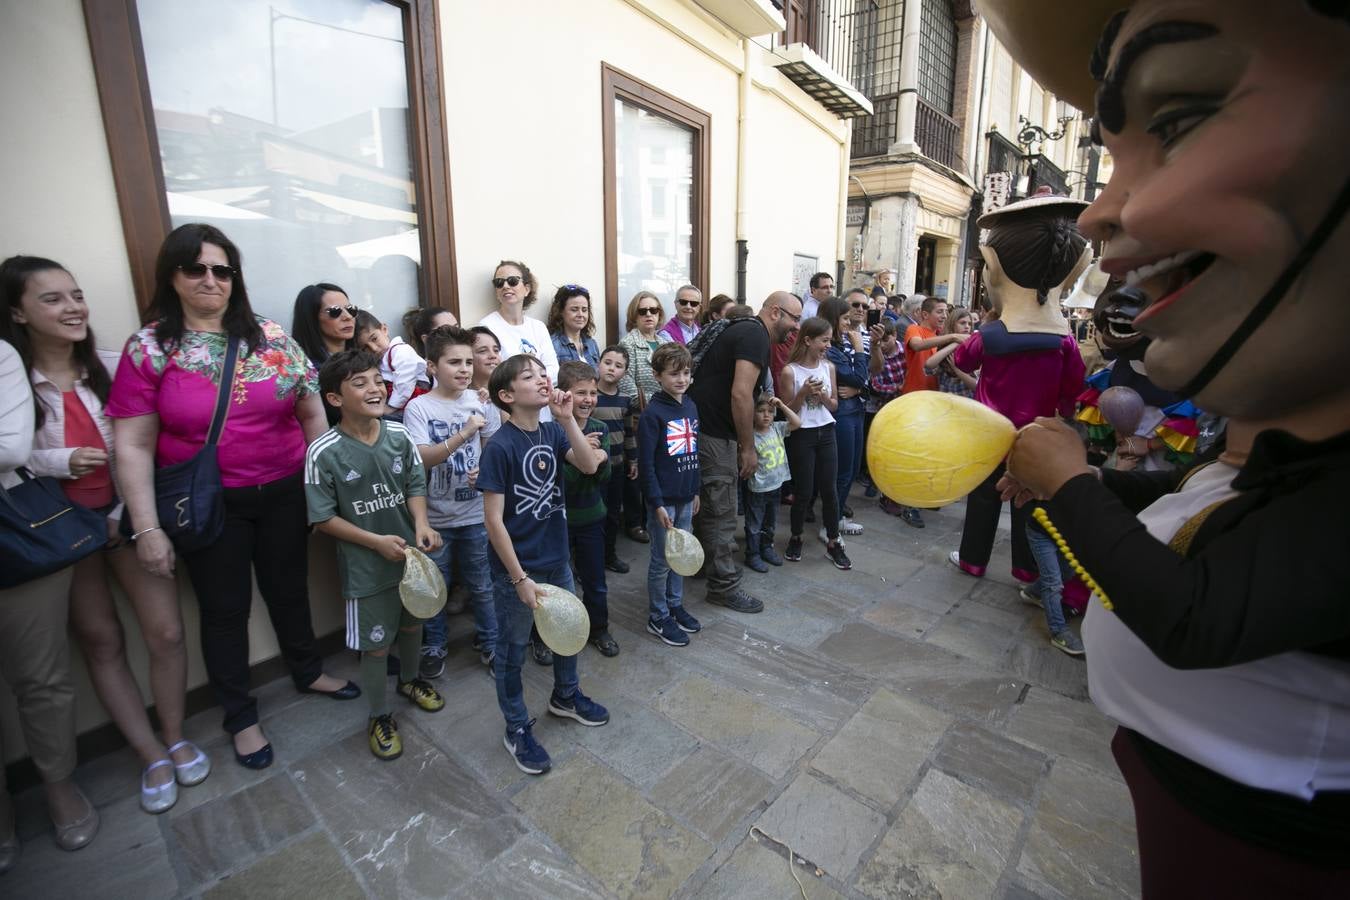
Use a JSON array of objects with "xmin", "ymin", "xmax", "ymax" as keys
[
  {"xmin": 979, "ymin": 1, "xmax": 1124, "ymax": 112},
  {"xmin": 977, "ymin": 186, "xmax": 1089, "ymax": 229}
]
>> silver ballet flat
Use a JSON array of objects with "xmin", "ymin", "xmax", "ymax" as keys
[
  {"xmin": 168, "ymin": 740, "xmax": 212, "ymax": 787},
  {"xmin": 53, "ymin": 787, "xmax": 99, "ymax": 851},
  {"xmin": 140, "ymin": 759, "xmax": 178, "ymax": 814}
]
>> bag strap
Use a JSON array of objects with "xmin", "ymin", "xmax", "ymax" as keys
[{"xmin": 204, "ymin": 335, "xmax": 241, "ymax": 448}]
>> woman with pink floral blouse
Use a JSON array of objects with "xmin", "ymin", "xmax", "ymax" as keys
[{"xmin": 108, "ymin": 224, "xmax": 357, "ymax": 772}]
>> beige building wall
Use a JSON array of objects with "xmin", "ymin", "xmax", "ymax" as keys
[{"xmin": 1, "ymin": 0, "xmax": 851, "ymax": 764}]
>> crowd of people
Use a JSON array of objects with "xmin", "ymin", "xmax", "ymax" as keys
[{"xmin": 3, "ymin": 219, "xmax": 1000, "ymax": 859}]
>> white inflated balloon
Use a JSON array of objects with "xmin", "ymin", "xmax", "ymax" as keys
[
  {"xmin": 664, "ymin": 527, "xmax": 705, "ymax": 577},
  {"xmin": 533, "ymin": 582, "xmax": 590, "ymax": 657},
  {"xmin": 400, "ymin": 547, "xmax": 447, "ymax": 619},
  {"xmin": 866, "ymin": 392, "xmax": 1016, "ymax": 507}
]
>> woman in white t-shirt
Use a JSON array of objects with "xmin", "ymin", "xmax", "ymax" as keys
[{"xmin": 478, "ymin": 260, "xmax": 559, "ymax": 424}]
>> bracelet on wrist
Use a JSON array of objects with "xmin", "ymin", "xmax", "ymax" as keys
[
  {"xmin": 131, "ymin": 525, "xmax": 162, "ymax": 541},
  {"xmin": 509, "ymin": 573, "xmax": 529, "ymax": 586}
]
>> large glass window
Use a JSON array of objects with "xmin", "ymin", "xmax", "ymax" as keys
[
  {"xmin": 601, "ymin": 65, "xmax": 709, "ymax": 340},
  {"xmin": 614, "ymin": 103, "xmax": 693, "ymax": 322},
  {"xmin": 917, "ymin": 0, "xmax": 957, "ymax": 115},
  {"xmin": 132, "ymin": 0, "xmax": 424, "ymax": 327}
]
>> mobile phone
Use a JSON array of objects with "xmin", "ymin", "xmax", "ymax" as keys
[{"xmin": 866, "ymin": 309, "xmax": 882, "ymax": 328}]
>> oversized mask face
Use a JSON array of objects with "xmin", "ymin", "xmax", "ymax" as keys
[
  {"xmin": 1078, "ymin": 1, "xmax": 1350, "ymax": 418},
  {"xmin": 1092, "ymin": 281, "xmax": 1148, "ymax": 356}
]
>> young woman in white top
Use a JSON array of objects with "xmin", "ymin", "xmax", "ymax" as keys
[
  {"xmin": 777, "ymin": 316, "xmax": 850, "ymax": 570},
  {"xmin": 478, "ymin": 261, "xmax": 559, "ymax": 423},
  {"xmin": 3, "ymin": 256, "xmax": 209, "ymax": 817}
]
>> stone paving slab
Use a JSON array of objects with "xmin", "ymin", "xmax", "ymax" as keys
[
  {"xmin": 1004, "ymin": 688, "xmax": 1120, "ymax": 777},
  {"xmin": 512, "ymin": 753, "xmax": 712, "ymax": 899},
  {"xmin": 932, "ymin": 719, "xmax": 1050, "ymax": 808},
  {"xmin": 648, "ymin": 744, "xmax": 774, "ymax": 843},
  {"xmin": 169, "ymin": 774, "xmax": 315, "ymax": 888},
  {"xmin": 293, "ymin": 726, "xmax": 527, "ymax": 897},
  {"xmin": 201, "ymin": 832, "xmax": 365, "ymax": 900},
  {"xmin": 1016, "ymin": 758, "xmax": 1140, "ymax": 899},
  {"xmin": 810, "ymin": 687, "xmax": 951, "ymax": 810},
  {"xmin": 856, "ymin": 768, "xmax": 1024, "ymax": 900},
  {"xmin": 456, "ymin": 832, "xmax": 613, "ymax": 900},
  {"xmin": 654, "ymin": 675, "xmax": 821, "ymax": 779},
  {"xmin": 754, "ymin": 772, "xmax": 888, "ymax": 880},
  {"xmin": 691, "ymin": 833, "xmax": 847, "ymax": 899}
]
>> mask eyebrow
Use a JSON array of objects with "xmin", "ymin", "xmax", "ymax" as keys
[{"xmin": 1094, "ymin": 19, "xmax": 1220, "ymax": 134}]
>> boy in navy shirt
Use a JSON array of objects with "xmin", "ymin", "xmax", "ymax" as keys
[
  {"xmin": 592, "ymin": 345, "xmax": 639, "ymax": 574},
  {"xmin": 477, "ymin": 354, "xmax": 610, "ymax": 775},
  {"xmin": 638, "ymin": 343, "xmax": 702, "ymax": 647}
]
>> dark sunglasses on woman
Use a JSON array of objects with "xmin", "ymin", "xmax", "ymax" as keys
[
  {"xmin": 324, "ymin": 305, "xmax": 359, "ymax": 319},
  {"xmin": 178, "ymin": 263, "xmax": 235, "ymax": 281},
  {"xmin": 492, "ymin": 275, "xmax": 523, "ymax": 288}
]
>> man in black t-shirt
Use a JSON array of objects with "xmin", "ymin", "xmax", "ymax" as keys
[{"xmin": 689, "ymin": 291, "xmax": 802, "ymax": 612}]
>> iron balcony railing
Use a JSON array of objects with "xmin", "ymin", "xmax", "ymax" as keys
[
  {"xmin": 772, "ymin": 0, "xmax": 879, "ymax": 99},
  {"xmin": 914, "ymin": 96, "xmax": 959, "ymax": 169}
]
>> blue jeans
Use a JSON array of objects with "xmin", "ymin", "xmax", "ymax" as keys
[
  {"xmin": 492, "ymin": 562, "xmax": 578, "ymax": 732},
  {"xmin": 423, "ymin": 522, "xmax": 497, "ymax": 652},
  {"xmin": 569, "ymin": 519, "xmax": 609, "ymax": 634},
  {"xmin": 743, "ymin": 486, "xmax": 779, "ymax": 557},
  {"xmin": 646, "ymin": 501, "xmax": 693, "ymax": 619},
  {"xmin": 834, "ymin": 396, "xmax": 865, "ymax": 515},
  {"xmin": 1026, "ymin": 520, "xmax": 1073, "ymax": 635}
]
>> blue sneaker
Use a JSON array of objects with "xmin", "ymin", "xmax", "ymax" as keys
[
  {"xmin": 503, "ymin": 719, "xmax": 551, "ymax": 775},
  {"xmin": 670, "ymin": 606, "xmax": 702, "ymax": 633},
  {"xmin": 648, "ymin": 616, "xmax": 690, "ymax": 646},
  {"xmin": 548, "ymin": 689, "xmax": 610, "ymax": 726}
]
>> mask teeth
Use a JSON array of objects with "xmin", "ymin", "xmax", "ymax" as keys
[{"xmin": 1123, "ymin": 249, "xmax": 1201, "ymax": 288}]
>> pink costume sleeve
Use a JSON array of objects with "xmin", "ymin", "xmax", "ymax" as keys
[
  {"xmin": 952, "ymin": 331, "xmax": 984, "ymax": 374},
  {"xmin": 1057, "ymin": 335, "xmax": 1087, "ymax": 419}
]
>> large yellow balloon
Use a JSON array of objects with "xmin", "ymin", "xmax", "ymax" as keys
[{"xmin": 866, "ymin": 392, "xmax": 1016, "ymax": 507}]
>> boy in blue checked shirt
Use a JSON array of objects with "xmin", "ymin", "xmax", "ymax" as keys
[
  {"xmin": 557, "ymin": 361, "xmax": 619, "ymax": 657},
  {"xmin": 637, "ymin": 343, "xmax": 702, "ymax": 647},
  {"xmin": 478, "ymin": 354, "xmax": 611, "ymax": 776},
  {"xmin": 306, "ymin": 351, "xmax": 445, "ymax": 762}
]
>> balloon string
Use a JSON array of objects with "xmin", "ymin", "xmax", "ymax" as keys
[{"xmin": 1031, "ymin": 508, "xmax": 1114, "ymax": 612}]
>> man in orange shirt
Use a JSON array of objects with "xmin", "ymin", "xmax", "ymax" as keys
[
  {"xmin": 902, "ymin": 297, "xmax": 962, "ymax": 394},
  {"xmin": 885, "ymin": 296, "xmax": 965, "ymax": 528}
]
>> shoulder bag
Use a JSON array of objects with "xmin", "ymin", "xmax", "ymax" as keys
[
  {"xmin": 0, "ymin": 467, "xmax": 106, "ymax": 588},
  {"xmin": 142, "ymin": 334, "xmax": 240, "ymax": 552}
]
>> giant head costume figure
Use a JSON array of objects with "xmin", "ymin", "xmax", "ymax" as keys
[
  {"xmin": 983, "ymin": 0, "xmax": 1350, "ymax": 427},
  {"xmin": 978, "ymin": 188, "xmax": 1091, "ymax": 336}
]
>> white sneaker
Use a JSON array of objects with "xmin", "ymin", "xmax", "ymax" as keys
[
  {"xmin": 817, "ymin": 527, "xmax": 845, "ymax": 547},
  {"xmin": 839, "ymin": 517, "xmax": 864, "ymax": 535}
]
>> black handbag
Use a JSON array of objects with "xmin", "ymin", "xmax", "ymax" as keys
[
  {"xmin": 143, "ymin": 334, "xmax": 240, "ymax": 553},
  {"xmin": 0, "ymin": 468, "xmax": 106, "ymax": 589}
]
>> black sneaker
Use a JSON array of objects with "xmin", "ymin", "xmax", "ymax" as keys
[
  {"xmin": 841, "ymin": 504, "xmax": 854, "ymax": 518},
  {"xmin": 826, "ymin": 542, "xmax": 853, "ymax": 571},
  {"xmin": 705, "ymin": 589, "xmax": 764, "ymax": 614},
  {"xmin": 530, "ymin": 638, "xmax": 553, "ymax": 667},
  {"xmin": 648, "ymin": 616, "xmax": 690, "ymax": 646},
  {"xmin": 784, "ymin": 535, "xmax": 803, "ymax": 561},
  {"xmin": 503, "ymin": 719, "xmax": 551, "ymax": 775},
  {"xmin": 589, "ymin": 630, "xmax": 620, "ymax": 657},
  {"xmin": 670, "ymin": 606, "xmax": 702, "ymax": 633},
  {"xmin": 900, "ymin": 506, "xmax": 926, "ymax": 529},
  {"xmin": 547, "ymin": 689, "xmax": 610, "ymax": 726},
  {"xmin": 418, "ymin": 646, "xmax": 447, "ymax": 680},
  {"xmin": 605, "ymin": 556, "xmax": 630, "ymax": 574}
]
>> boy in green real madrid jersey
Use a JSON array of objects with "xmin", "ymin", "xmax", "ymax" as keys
[{"xmin": 305, "ymin": 351, "xmax": 445, "ymax": 761}]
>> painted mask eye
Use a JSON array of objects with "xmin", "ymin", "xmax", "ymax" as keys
[{"xmin": 1145, "ymin": 102, "xmax": 1219, "ymax": 149}]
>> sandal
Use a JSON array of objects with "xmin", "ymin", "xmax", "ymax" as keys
[
  {"xmin": 141, "ymin": 759, "xmax": 178, "ymax": 814},
  {"xmin": 168, "ymin": 740, "xmax": 212, "ymax": 786}
]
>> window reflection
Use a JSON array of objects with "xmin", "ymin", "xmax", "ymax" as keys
[
  {"xmin": 137, "ymin": 0, "xmax": 420, "ymax": 329},
  {"xmin": 614, "ymin": 101, "xmax": 694, "ymax": 321}
]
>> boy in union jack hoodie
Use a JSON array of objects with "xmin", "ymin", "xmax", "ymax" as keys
[{"xmin": 637, "ymin": 343, "xmax": 702, "ymax": 647}]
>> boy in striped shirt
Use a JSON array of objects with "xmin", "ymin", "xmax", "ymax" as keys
[
  {"xmin": 305, "ymin": 350, "xmax": 445, "ymax": 762},
  {"xmin": 558, "ymin": 361, "xmax": 618, "ymax": 657}
]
